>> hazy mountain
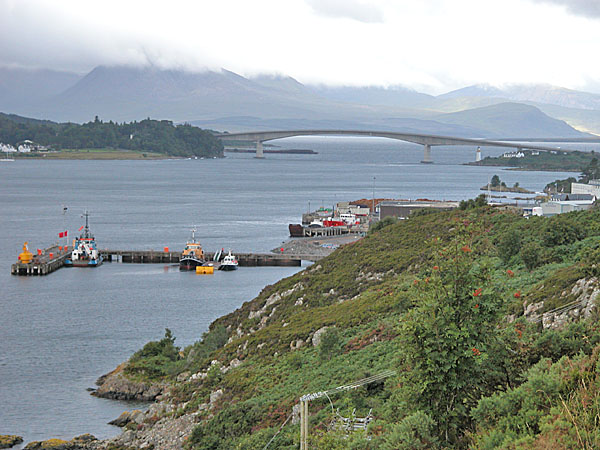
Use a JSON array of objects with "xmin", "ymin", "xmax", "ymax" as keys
[
  {"xmin": 439, "ymin": 83, "xmax": 600, "ymax": 111},
  {"xmin": 435, "ymin": 102, "xmax": 585, "ymax": 138},
  {"xmin": 310, "ymin": 84, "xmax": 434, "ymax": 108},
  {"xmin": 21, "ymin": 65, "xmax": 400, "ymax": 123},
  {"xmin": 0, "ymin": 65, "xmax": 590, "ymax": 137},
  {"xmin": 0, "ymin": 67, "xmax": 81, "ymax": 111},
  {"xmin": 189, "ymin": 115, "xmax": 483, "ymax": 136}
]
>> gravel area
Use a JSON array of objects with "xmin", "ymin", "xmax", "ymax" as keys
[{"xmin": 271, "ymin": 234, "xmax": 364, "ymax": 258}]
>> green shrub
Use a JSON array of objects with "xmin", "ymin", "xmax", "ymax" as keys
[
  {"xmin": 520, "ymin": 241, "xmax": 542, "ymax": 271},
  {"xmin": 319, "ymin": 328, "xmax": 342, "ymax": 361},
  {"xmin": 370, "ymin": 216, "xmax": 398, "ymax": 233},
  {"xmin": 125, "ymin": 328, "xmax": 181, "ymax": 380}
]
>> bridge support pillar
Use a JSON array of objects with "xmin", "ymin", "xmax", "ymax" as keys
[
  {"xmin": 421, "ymin": 144, "xmax": 433, "ymax": 164},
  {"xmin": 255, "ymin": 141, "xmax": 265, "ymax": 159}
]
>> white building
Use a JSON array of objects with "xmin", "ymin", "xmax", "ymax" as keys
[
  {"xmin": 0, "ymin": 143, "xmax": 17, "ymax": 153},
  {"xmin": 533, "ymin": 193, "xmax": 595, "ymax": 216},
  {"xmin": 571, "ymin": 180, "xmax": 600, "ymax": 198},
  {"xmin": 502, "ymin": 151, "xmax": 525, "ymax": 158}
]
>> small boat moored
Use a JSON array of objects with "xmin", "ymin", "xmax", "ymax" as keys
[
  {"xmin": 64, "ymin": 211, "xmax": 103, "ymax": 267},
  {"xmin": 180, "ymin": 228, "xmax": 205, "ymax": 271},
  {"xmin": 218, "ymin": 250, "xmax": 238, "ymax": 271}
]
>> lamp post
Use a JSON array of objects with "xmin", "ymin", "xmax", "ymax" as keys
[{"xmin": 372, "ymin": 176, "xmax": 376, "ymax": 220}]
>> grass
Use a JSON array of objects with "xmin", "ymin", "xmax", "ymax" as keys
[
  {"xmin": 117, "ymin": 205, "xmax": 600, "ymax": 450},
  {"xmin": 13, "ymin": 148, "xmax": 167, "ymax": 160}
]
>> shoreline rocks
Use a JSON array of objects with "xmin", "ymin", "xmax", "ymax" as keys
[
  {"xmin": 23, "ymin": 435, "xmax": 97, "ymax": 450},
  {"xmin": 92, "ymin": 363, "xmax": 165, "ymax": 401},
  {"xmin": 0, "ymin": 435, "xmax": 23, "ymax": 449}
]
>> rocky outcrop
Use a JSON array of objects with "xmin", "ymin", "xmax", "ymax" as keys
[
  {"xmin": 108, "ymin": 409, "xmax": 145, "ymax": 427},
  {"xmin": 0, "ymin": 435, "xmax": 23, "ymax": 449},
  {"xmin": 524, "ymin": 277, "xmax": 599, "ymax": 329},
  {"xmin": 92, "ymin": 363, "xmax": 165, "ymax": 401},
  {"xmin": 542, "ymin": 278, "xmax": 599, "ymax": 329},
  {"xmin": 110, "ymin": 413, "xmax": 198, "ymax": 450},
  {"xmin": 106, "ymin": 403, "xmax": 198, "ymax": 450},
  {"xmin": 23, "ymin": 435, "xmax": 97, "ymax": 450}
]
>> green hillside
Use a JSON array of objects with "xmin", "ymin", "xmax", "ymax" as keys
[
  {"xmin": 0, "ymin": 113, "xmax": 223, "ymax": 158},
  {"xmin": 121, "ymin": 205, "xmax": 600, "ymax": 450},
  {"xmin": 469, "ymin": 149, "xmax": 599, "ymax": 172}
]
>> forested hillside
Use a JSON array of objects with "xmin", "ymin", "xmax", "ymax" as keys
[
  {"xmin": 104, "ymin": 204, "xmax": 600, "ymax": 450},
  {"xmin": 0, "ymin": 114, "xmax": 223, "ymax": 158}
]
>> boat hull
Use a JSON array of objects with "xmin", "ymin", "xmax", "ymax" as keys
[
  {"xmin": 218, "ymin": 264, "xmax": 238, "ymax": 271},
  {"xmin": 289, "ymin": 224, "xmax": 304, "ymax": 237},
  {"xmin": 179, "ymin": 257, "xmax": 205, "ymax": 271},
  {"xmin": 64, "ymin": 258, "xmax": 103, "ymax": 267}
]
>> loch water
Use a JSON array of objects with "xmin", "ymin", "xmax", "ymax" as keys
[{"xmin": 0, "ymin": 137, "xmax": 582, "ymax": 444}]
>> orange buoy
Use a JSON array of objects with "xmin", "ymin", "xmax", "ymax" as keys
[
  {"xmin": 19, "ymin": 242, "xmax": 33, "ymax": 264},
  {"xmin": 164, "ymin": 247, "xmax": 169, "ymax": 252}
]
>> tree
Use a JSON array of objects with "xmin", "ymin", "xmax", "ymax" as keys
[
  {"xmin": 490, "ymin": 175, "xmax": 501, "ymax": 187},
  {"xmin": 398, "ymin": 227, "xmax": 503, "ymax": 446}
]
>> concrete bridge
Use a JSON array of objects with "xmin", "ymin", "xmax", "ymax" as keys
[{"xmin": 216, "ymin": 129, "xmax": 575, "ymax": 162}]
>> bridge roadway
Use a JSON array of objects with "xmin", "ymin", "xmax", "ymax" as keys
[{"xmin": 216, "ymin": 129, "xmax": 577, "ymax": 162}]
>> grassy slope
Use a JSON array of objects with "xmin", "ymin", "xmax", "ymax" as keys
[
  {"xmin": 127, "ymin": 207, "xmax": 600, "ymax": 449},
  {"xmin": 14, "ymin": 149, "xmax": 167, "ymax": 159},
  {"xmin": 469, "ymin": 150, "xmax": 597, "ymax": 172}
]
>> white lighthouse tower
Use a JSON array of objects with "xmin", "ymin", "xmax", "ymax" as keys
[{"xmin": 476, "ymin": 146, "xmax": 482, "ymax": 162}]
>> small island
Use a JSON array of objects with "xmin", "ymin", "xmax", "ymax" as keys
[
  {"xmin": 481, "ymin": 175, "xmax": 534, "ymax": 193},
  {"xmin": 468, "ymin": 149, "xmax": 599, "ymax": 172}
]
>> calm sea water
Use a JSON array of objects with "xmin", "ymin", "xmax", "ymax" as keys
[{"xmin": 0, "ymin": 137, "xmax": 584, "ymax": 444}]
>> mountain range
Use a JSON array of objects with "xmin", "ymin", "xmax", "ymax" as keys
[{"xmin": 1, "ymin": 65, "xmax": 599, "ymax": 138}]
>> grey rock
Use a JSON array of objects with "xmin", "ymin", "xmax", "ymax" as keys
[{"xmin": 312, "ymin": 326, "xmax": 330, "ymax": 347}]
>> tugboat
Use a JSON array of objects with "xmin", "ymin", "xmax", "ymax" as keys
[
  {"xmin": 64, "ymin": 211, "xmax": 103, "ymax": 267},
  {"xmin": 218, "ymin": 250, "xmax": 238, "ymax": 271},
  {"xmin": 179, "ymin": 228, "xmax": 205, "ymax": 271}
]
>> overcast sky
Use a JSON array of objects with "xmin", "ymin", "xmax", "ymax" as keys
[{"xmin": 1, "ymin": 0, "xmax": 599, "ymax": 94}]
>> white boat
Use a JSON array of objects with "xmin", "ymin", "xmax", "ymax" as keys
[
  {"xmin": 218, "ymin": 250, "xmax": 238, "ymax": 271},
  {"xmin": 64, "ymin": 211, "xmax": 103, "ymax": 267}
]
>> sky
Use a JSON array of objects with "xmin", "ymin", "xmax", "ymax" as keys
[{"xmin": 1, "ymin": 0, "xmax": 599, "ymax": 95}]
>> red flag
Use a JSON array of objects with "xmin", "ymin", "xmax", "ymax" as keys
[
  {"xmin": 78, "ymin": 225, "xmax": 84, "ymax": 231},
  {"xmin": 58, "ymin": 231, "xmax": 65, "ymax": 238},
  {"xmin": 64, "ymin": 230, "xmax": 68, "ymax": 237}
]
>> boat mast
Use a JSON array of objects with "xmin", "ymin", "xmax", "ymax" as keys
[{"xmin": 82, "ymin": 211, "xmax": 91, "ymax": 238}]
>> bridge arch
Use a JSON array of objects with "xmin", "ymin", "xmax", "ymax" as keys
[{"xmin": 216, "ymin": 129, "xmax": 570, "ymax": 162}]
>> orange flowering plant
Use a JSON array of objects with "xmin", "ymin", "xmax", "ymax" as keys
[{"xmin": 400, "ymin": 224, "xmax": 503, "ymax": 446}]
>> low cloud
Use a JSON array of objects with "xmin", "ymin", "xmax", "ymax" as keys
[
  {"xmin": 305, "ymin": 0, "xmax": 384, "ymax": 23},
  {"xmin": 532, "ymin": 0, "xmax": 600, "ymax": 18}
]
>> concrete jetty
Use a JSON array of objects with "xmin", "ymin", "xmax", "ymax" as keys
[
  {"xmin": 11, "ymin": 245, "xmax": 70, "ymax": 276},
  {"xmin": 11, "ymin": 247, "xmax": 314, "ymax": 276},
  {"xmin": 101, "ymin": 250, "xmax": 307, "ymax": 266}
]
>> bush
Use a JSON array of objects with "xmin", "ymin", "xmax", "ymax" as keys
[
  {"xmin": 319, "ymin": 328, "xmax": 342, "ymax": 361},
  {"xmin": 497, "ymin": 229, "xmax": 521, "ymax": 264},
  {"xmin": 370, "ymin": 216, "xmax": 397, "ymax": 233},
  {"xmin": 381, "ymin": 411, "xmax": 438, "ymax": 450},
  {"xmin": 520, "ymin": 241, "xmax": 542, "ymax": 271},
  {"xmin": 125, "ymin": 328, "xmax": 180, "ymax": 380}
]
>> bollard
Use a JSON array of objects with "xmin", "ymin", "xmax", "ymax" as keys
[{"xmin": 49, "ymin": 252, "xmax": 54, "ymax": 259}]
